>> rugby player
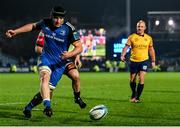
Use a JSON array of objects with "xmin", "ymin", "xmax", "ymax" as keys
[
  {"xmin": 6, "ymin": 6, "xmax": 83, "ymax": 117},
  {"xmin": 121, "ymin": 20, "xmax": 156, "ymax": 103}
]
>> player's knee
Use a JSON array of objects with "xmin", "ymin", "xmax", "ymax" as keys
[
  {"xmin": 68, "ymin": 70, "xmax": 80, "ymax": 81},
  {"xmin": 50, "ymin": 89, "xmax": 53, "ymax": 99},
  {"xmin": 40, "ymin": 71, "xmax": 50, "ymax": 82},
  {"xmin": 72, "ymin": 74, "xmax": 80, "ymax": 82}
]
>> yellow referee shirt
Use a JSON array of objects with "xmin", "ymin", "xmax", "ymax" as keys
[{"xmin": 126, "ymin": 33, "xmax": 153, "ymax": 62}]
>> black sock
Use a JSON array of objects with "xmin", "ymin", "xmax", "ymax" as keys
[
  {"xmin": 74, "ymin": 92, "xmax": 80, "ymax": 100},
  {"xmin": 130, "ymin": 82, "xmax": 136, "ymax": 98},
  {"xmin": 136, "ymin": 83, "xmax": 144, "ymax": 100},
  {"xmin": 25, "ymin": 92, "xmax": 43, "ymax": 111}
]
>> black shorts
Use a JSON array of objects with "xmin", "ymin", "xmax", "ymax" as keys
[
  {"xmin": 63, "ymin": 61, "xmax": 77, "ymax": 75},
  {"xmin": 129, "ymin": 60, "xmax": 148, "ymax": 73}
]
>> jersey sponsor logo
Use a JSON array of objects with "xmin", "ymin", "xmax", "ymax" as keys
[
  {"xmin": 134, "ymin": 44, "xmax": 148, "ymax": 48},
  {"xmin": 45, "ymin": 34, "xmax": 65, "ymax": 42}
]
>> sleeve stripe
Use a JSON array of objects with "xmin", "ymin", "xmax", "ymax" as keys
[{"xmin": 66, "ymin": 22, "xmax": 75, "ymax": 31}]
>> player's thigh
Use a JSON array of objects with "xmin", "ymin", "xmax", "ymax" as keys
[
  {"xmin": 37, "ymin": 56, "xmax": 52, "ymax": 75},
  {"xmin": 67, "ymin": 68, "xmax": 79, "ymax": 80},
  {"xmin": 65, "ymin": 62, "xmax": 79, "ymax": 79},
  {"xmin": 38, "ymin": 65, "xmax": 51, "ymax": 83},
  {"xmin": 49, "ymin": 67, "xmax": 65, "ymax": 89},
  {"xmin": 130, "ymin": 72, "xmax": 137, "ymax": 82},
  {"xmin": 129, "ymin": 61, "xmax": 139, "ymax": 73}
]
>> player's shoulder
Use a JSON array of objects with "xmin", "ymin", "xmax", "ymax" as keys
[
  {"xmin": 128, "ymin": 33, "xmax": 137, "ymax": 39},
  {"xmin": 131, "ymin": 33, "xmax": 137, "ymax": 37},
  {"xmin": 36, "ymin": 18, "xmax": 51, "ymax": 26},
  {"xmin": 64, "ymin": 21, "xmax": 76, "ymax": 31},
  {"xmin": 144, "ymin": 33, "xmax": 153, "ymax": 39}
]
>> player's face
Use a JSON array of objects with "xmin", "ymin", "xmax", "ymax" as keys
[
  {"xmin": 136, "ymin": 22, "xmax": 146, "ymax": 35},
  {"xmin": 52, "ymin": 16, "xmax": 64, "ymax": 27}
]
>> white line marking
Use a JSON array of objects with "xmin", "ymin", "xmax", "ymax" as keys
[
  {"xmin": 0, "ymin": 102, "xmax": 42, "ymax": 111},
  {"xmin": 0, "ymin": 102, "xmax": 25, "ymax": 105}
]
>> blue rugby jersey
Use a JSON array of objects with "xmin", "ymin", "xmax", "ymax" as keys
[{"xmin": 36, "ymin": 18, "xmax": 80, "ymax": 66}]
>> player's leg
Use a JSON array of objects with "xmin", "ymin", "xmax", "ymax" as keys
[
  {"xmin": 23, "ymin": 89, "xmax": 54, "ymax": 118},
  {"xmin": 42, "ymin": 65, "xmax": 65, "ymax": 117},
  {"xmin": 129, "ymin": 72, "xmax": 137, "ymax": 102},
  {"xmin": 39, "ymin": 69, "xmax": 53, "ymax": 117},
  {"xmin": 135, "ymin": 60, "xmax": 148, "ymax": 102},
  {"xmin": 129, "ymin": 61, "xmax": 138, "ymax": 102},
  {"xmin": 65, "ymin": 63, "xmax": 86, "ymax": 108},
  {"xmin": 43, "ymin": 65, "xmax": 65, "ymax": 115},
  {"xmin": 23, "ymin": 92, "xmax": 42, "ymax": 118},
  {"xmin": 135, "ymin": 71, "xmax": 146, "ymax": 102},
  {"xmin": 23, "ymin": 68, "xmax": 52, "ymax": 118}
]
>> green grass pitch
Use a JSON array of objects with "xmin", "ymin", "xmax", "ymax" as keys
[{"xmin": 0, "ymin": 72, "xmax": 180, "ymax": 126}]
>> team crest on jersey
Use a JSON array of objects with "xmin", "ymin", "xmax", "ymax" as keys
[
  {"xmin": 52, "ymin": 32, "xmax": 56, "ymax": 36},
  {"xmin": 143, "ymin": 65, "xmax": 147, "ymax": 70},
  {"xmin": 144, "ymin": 38, "xmax": 148, "ymax": 42},
  {"xmin": 60, "ymin": 30, "xmax": 66, "ymax": 36},
  {"xmin": 134, "ymin": 38, "xmax": 139, "ymax": 42}
]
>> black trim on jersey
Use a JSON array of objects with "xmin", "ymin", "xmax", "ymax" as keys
[
  {"xmin": 136, "ymin": 32, "xmax": 144, "ymax": 37},
  {"xmin": 65, "ymin": 21, "xmax": 80, "ymax": 44}
]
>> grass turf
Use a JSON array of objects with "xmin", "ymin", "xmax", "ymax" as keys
[{"xmin": 0, "ymin": 72, "xmax": 180, "ymax": 126}]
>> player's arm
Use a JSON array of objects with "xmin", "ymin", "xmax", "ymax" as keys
[
  {"xmin": 61, "ymin": 40, "xmax": 83, "ymax": 60},
  {"xmin": 61, "ymin": 23, "xmax": 83, "ymax": 60},
  {"xmin": 35, "ymin": 46, "xmax": 43, "ymax": 55},
  {"xmin": 6, "ymin": 23, "xmax": 37, "ymax": 38},
  {"xmin": 35, "ymin": 30, "xmax": 45, "ymax": 55},
  {"xmin": 149, "ymin": 46, "xmax": 156, "ymax": 68},
  {"xmin": 121, "ymin": 44, "xmax": 130, "ymax": 62},
  {"xmin": 121, "ymin": 35, "xmax": 131, "ymax": 62}
]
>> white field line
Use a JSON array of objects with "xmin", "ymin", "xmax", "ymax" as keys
[
  {"xmin": 0, "ymin": 102, "xmax": 43, "ymax": 110},
  {"xmin": 0, "ymin": 102, "xmax": 25, "ymax": 105}
]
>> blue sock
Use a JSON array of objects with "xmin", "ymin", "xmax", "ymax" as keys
[
  {"xmin": 43, "ymin": 99, "xmax": 51, "ymax": 108},
  {"xmin": 25, "ymin": 103, "xmax": 34, "ymax": 111}
]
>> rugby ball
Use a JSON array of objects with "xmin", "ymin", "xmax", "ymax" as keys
[{"xmin": 89, "ymin": 104, "xmax": 108, "ymax": 120}]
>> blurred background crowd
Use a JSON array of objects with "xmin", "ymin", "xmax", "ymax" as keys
[{"xmin": 0, "ymin": 0, "xmax": 180, "ymax": 72}]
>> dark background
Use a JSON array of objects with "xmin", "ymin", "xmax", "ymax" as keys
[
  {"xmin": 0, "ymin": 0, "xmax": 180, "ymax": 59},
  {"xmin": 1, "ymin": 0, "xmax": 179, "ymax": 28}
]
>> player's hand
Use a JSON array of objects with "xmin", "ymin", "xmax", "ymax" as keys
[
  {"xmin": 61, "ymin": 51, "xmax": 70, "ymax": 60},
  {"xmin": 121, "ymin": 55, "xmax": 125, "ymax": 62},
  {"xmin": 6, "ymin": 30, "xmax": 16, "ymax": 38},
  {"xmin": 75, "ymin": 58, "xmax": 82, "ymax": 69},
  {"xmin": 151, "ymin": 62, "xmax": 156, "ymax": 69}
]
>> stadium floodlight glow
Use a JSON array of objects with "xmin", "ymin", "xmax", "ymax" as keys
[
  {"xmin": 168, "ymin": 19, "xmax": 174, "ymax": 26},
  {"xmin": 155, "ymin": 20, "xmax": 160, "ymax": 26},
  {"xmin": 113, "ymin": 54, "xmax": 117, "ymax": 57}
]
